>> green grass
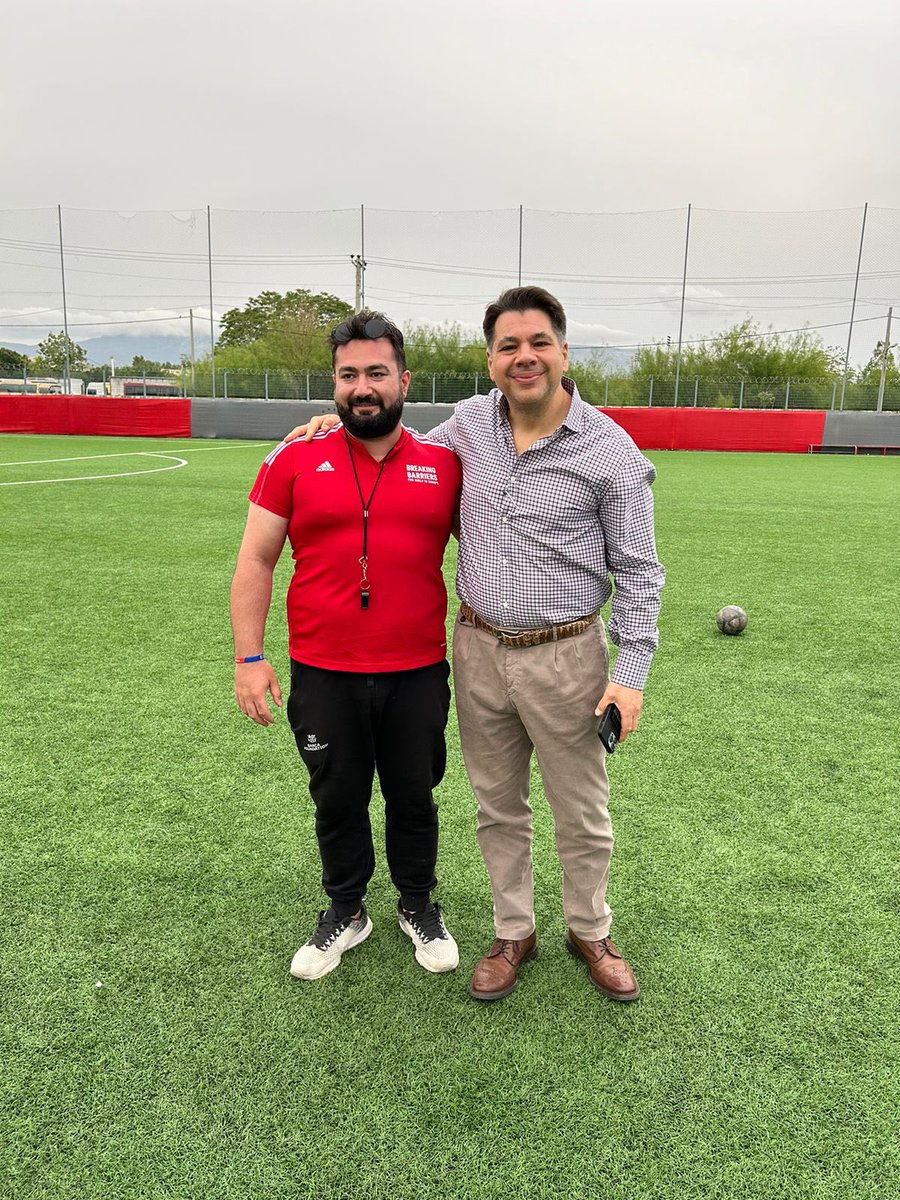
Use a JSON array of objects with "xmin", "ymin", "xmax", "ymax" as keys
[{"xmin": 1, "ymin": 435, "xmax": 898, "ymax": 1200}]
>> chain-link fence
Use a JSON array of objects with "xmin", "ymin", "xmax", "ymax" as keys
[
  {"xmin": 184, "ymin": 368, "xmax": 899, "ymax": 411},
  {"xmin": 4, "ymin": 364, "xmax": 899, "ymax": 411}
]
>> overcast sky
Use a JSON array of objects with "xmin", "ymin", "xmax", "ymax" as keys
[
  {"xmin": 3, "ymin": 0, "xmax": 899, "ymax": 360},
  {"xmin": 6, "ymin": 0, "xmax": 899, "ymax": 210}
]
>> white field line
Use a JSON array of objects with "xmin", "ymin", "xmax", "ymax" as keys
[
  {"xmin": 0, "ymin": 442, "xmax": 272, "ymax": 468},
  {"xmin": 0, "ymin": 452, "xmax": 188, "ymax": 487},
  {"xmin": 0, "ymin": 441, "xmax": 274, "ymax": 487}
]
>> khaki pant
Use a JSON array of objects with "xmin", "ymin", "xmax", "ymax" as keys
[{"xmin": 452, "ymin": 614, "xmax": 614, "ymax": 941}]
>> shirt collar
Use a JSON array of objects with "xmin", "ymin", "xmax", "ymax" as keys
[{"xmin": 343, "ymin": 423, "xmax": 409, "ymax": 461}]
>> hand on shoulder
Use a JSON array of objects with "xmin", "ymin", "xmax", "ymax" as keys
[{"xmin": 283, "ymin": 413, "xmax": 341, "ymax": 442}]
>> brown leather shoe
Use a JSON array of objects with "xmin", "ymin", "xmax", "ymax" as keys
[
  {"xmin": 469, "ymin": 933, "xmax": 538, "ymax": 1001},
  {"xmin": 565, "ymin": 931, "xmax": 640, "ymax": 1001}
]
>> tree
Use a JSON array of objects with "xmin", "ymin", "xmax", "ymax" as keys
[
  {"xmin": 857, "ymin": 340, "xmax": 900, "ymax": 386},
  {"xmin": 402, "ymin": 323, "xmax": 486, "ymax": 373},
  {"xmin": 0, "ymin": 346, "xmax": 30, "ymax": 373},
  {"xmin": 217, "ymin": 290, "xmax": 353, "ymax": 349},
  {"xmin": 33, "ymin": 331, "xmax": 88, "ymax": 377},
  {"xmin": 630, "ymin": 318, "xmax": 841, "ymax": 383},
  {"xmin": 128, "ymin": 354, "xmax": 178, "ymax": 375}
]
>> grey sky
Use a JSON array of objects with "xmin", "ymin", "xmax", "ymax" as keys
[
  {"xmin": 6, "ymin": 0, "xmax": 899, "ymax": 210},
  {"xmin": 3, "ymin": 0, "xmax": 899, "ymax": 362}
]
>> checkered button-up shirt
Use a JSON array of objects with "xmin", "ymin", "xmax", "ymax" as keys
[{"xmin": 427, "ymin": 378, "xmax": 665, "ymax": 689}]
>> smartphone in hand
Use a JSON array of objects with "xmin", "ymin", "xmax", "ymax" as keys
[{"xmin": 597, "ymin": 702, "xmax": 622, "ymax": 754}]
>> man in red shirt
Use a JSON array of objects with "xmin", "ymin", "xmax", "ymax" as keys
[{"xmin": 231, "ymin": 312, "xmax": 462, "ymax": 981}]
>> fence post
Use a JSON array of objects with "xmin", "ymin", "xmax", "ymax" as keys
[
  {"xmin": 143, "ymin": 371, "xmax": 147, "ymax": 398},
  {"xmin": 693, "ymin": 378, "xmax": 699, "ymax": 408},
  {"xmin": 23, "ymin": 364, "xmax": 28, "ymax": 393},
  {"xmin": 604, "ymin": 378, "xmax": 609, "ymax": 405},
  {"xmin": 432, "ymin": 374, "xmax": 436, "ymax": 404},
  {"xmin": 785, "ymin": 379, "xmax": 790, "ymax": 409},
  {"xmin": 739, "ymin": 380, "xmax": 744, "ymax": 409},
  {"xmin": 223, "ymin": 370, "xmax": 228, "ymax": 400},
  {"xmin": 181, "ymin": 365, "xmax": 186, "ymax": 396},
  {"xmin": 831, "ymin": 380, "xmax": 837, "ymax": 411},
  {"xmin": 264, "ymin": 371, "xmax": 269, "ymax": 401},
  {"xmin": 648, "ymin": 376, "xmax": 653, "ymax": 407},
  {"xmin": 474, "ymin": 374, "xmax": 478, "ymax": 394}
]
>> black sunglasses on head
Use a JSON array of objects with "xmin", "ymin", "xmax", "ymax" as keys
[{"xmin": 332, "ymin": 317, "xmax": 390, "ymax": 344}]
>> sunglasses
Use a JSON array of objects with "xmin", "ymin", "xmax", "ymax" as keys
[{"xmin": 331, "ymin": 316, "xmax": 393, "ymax": 344}]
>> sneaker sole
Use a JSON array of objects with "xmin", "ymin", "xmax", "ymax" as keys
[
  {"xmin": 398, "ymin": 916, "xmax": 459, "ymax": 974},
  {"xmin": 565, "ymin": 938, "xmax": 641, "ymax": 1002},
  {"xmin": 290, "ymin": 917, "xmax": 373, "ymax": 980}
]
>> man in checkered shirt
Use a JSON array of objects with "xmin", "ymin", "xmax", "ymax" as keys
[{"xmin": 288, "ymin": 286, "xmax": 664, "ymax": 1003}]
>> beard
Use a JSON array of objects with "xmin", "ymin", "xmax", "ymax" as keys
[{"xmin": 337, "ymin": 392, "xmax": 404, "ymax": 440}]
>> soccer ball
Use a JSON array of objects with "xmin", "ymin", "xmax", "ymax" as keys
[{"xmin": 717, "ymin": 605, "xmax": 747, "ymax": 635}]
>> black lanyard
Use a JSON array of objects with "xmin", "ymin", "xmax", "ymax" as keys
[{"xmin": 345, "ymin": 432, "xmax": 399, "ymax": 610}]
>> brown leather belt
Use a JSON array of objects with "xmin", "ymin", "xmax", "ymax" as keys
[{"xmin": 458, "ymin": 602, "xmax": 596, "ymax": 648}]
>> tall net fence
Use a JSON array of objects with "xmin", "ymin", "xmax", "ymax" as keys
[{"xmin": 1, "ymin": 204, "xmax": 898, "ymax": 408}]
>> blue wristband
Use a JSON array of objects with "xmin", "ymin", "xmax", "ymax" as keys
[{"xmin": 235, "ymin": 654, "xmax": 265, "ymax": 664}]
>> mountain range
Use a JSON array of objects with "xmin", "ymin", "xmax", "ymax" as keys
[
  {"xmin": 2, "ymin": 335, "xmax": 633, "ymax": 372},
  {"xmin": 1, "ymin": 334, "xmax": 197, "ymax": 367}
]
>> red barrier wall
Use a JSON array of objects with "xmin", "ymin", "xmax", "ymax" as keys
[
  {"xmin": 600, "ymin": 407, "xmax": 826, "ymax": 453},
  {"xmin": 0, "ymin": 394, "xmax": 191, "ymax": 438}
]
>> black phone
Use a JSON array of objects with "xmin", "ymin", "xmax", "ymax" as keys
[{"xmin": 597, "ymin": 702, "xmax": 622, "ymax": 754}]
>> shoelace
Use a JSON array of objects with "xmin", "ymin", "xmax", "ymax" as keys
[
  {"xmin": 406, "ymin": 905, "xmax": 446, "ymax": 943},
  {"xmin": 310, "ymin": 911, "xmax": 353, "ymax": 950},
  {"xmin": 497, "ymin": 938, "xmax": 524, "ymax": 963}
]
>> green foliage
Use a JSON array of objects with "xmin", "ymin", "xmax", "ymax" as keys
[
  {"xmin": 0, "ymin": 346, "xmax": 30, "ymax": 373},
  {"xmin": 403, "ymin": 324, "xmax": 486, "ymax": 374},
  {"xmin": 187, "ymin": 311, "xmax": 900, "ymax": 411},
  {"xmin": 207, "ymin": 290, "xmax": 355, "ymax": 383},
  {"xmin": 858, "ymin": 339, "xmax": 900, "ymax": 386},
  {"xmin": 631, "ymin": 318, "xmax": 842, "ymax": 384},
  {"xmin": 129, "ymin": 353, "xmax": 178, "ymax": 374},
  {"xmin": 79, "ymin": 364, "xmax": 109, "ymax": 384},
  {"xmin": 218, "ymin": 289, "xmax": 353, "ymax": 350},
  {"xmin": 33, "ymin": 331, "xmax": 88, "ymax": 376}
]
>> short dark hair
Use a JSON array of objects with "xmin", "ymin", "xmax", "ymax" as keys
[
  {"xmin": 483, "ymin": 286, "xmax": 567, "ymax": 349},
  {"xmin": 330, "ymin": 309, "xmax": 407, "ymax": 372}
]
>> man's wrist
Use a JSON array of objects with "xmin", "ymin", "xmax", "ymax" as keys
[
  {"xmin": 235, "ymin": 653, "xmax": 266, "ymax": 664},
  {"xmin": 610, "ymin": 647, "xmax": 652, "ymax": 691}
]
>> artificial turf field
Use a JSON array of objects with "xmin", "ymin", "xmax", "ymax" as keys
[{"xmin": 2, "ymin": 433, "xmax": 898, "ymax": 1200}]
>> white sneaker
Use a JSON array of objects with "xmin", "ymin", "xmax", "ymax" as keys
[
  {"xmin": 290, "ymin": 906, "xmax": 372, "ymax": 980},
  {"xmin": 398, "ymin": 902, "xmax": 459, "ymax": 973}
]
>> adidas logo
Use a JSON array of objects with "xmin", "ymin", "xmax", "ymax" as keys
[{"xmin": 315, "ymin": 461, "xmax": 335, "ymax": 472}]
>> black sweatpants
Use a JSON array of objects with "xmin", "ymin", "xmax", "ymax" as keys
[{"xmin": 287, "ymin": 659, "xmax": 451, "ymax": 917}]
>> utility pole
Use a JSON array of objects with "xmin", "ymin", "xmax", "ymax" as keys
[
  {"xmin": 57, "ymin": 205, "xmax": 71, "ymax": 393},
  {"xmin": 674, "ymin": 203, "xmax": 692, "ymax": 409},
  {"xmin": 877, "ymin": 306, "xmax": 893, "ymax": 413},
  {"xmin": 840, "ymin": 202, "xmax": 868, "ymax": 410},
  {"xmin": 351, "ymin": 255, "xmax": 366, "ymax": 312},
  {"xmin": 207, "ymin": 205, "xmax": 216, "ymax": 399},
  {"xmin": 189, "ymin": 308, "xmax": 196, "ymax": 395}
]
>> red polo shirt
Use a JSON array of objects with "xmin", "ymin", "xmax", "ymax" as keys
[{"xmin": 249, "ymin": 425, "xmax": 461, "ymax": 672}]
